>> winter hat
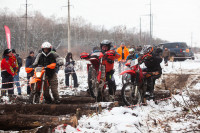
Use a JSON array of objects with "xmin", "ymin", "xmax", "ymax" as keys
[
  {"xmin": 29, "ymin": 51, "xmax": 34, "ymax": 54},
  {"xmin": 3, "ymin": 49, "xmax": 12, "ymax": 55},
  {"xmin": 12, "ymin": 49, "xmax": 16, "ymax": 53}
]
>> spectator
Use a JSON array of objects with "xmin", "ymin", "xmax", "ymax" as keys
[
  {"xmin": 25, "ymin": 51, "xmax": 35, "ymax": 95},
  {"xmin": 116, "ymin": 42, "xmax": 129, "ymax": 73},
  {"xmin": 65, "ymin": 52, "xmax": 78, "ymax": 88},
  {"xmin": 162, "ymin": 48, "xmax": 170, "ymax": 66},
  {"xmin": 12, "ymin": 49, "xmax": 22, "ymax": 95},
  {"xmin": 1, "ymin": 49, "xmax": 18, "ymax": 96}
]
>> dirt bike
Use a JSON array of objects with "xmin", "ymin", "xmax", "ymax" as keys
[
  {"xmin": 25, "ymin": 63, "xmax": 56, "ymax": 104},
  {"xmin": 122, "ymin": 59, "xmax": 136, "ymax": 85},
  {"xmin": 120, "ymin": 54, "xmax": 156, "ymax": 106},
  {"xmin": 80, "ymin": 50, "xmax": 115, "ymax": 101}
]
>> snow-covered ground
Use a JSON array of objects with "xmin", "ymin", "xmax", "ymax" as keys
[{"xmin": 1, "ymin": 54, "xmax": 200, "ymax": 132}]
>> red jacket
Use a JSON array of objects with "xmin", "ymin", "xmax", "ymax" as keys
[
  {"xmin": 1, "ymin": 55, "xmax": 18, "ymax": 76},
  {"xmin": 102, "ymin": 51, "xmax": 120, "ymax": 72}
]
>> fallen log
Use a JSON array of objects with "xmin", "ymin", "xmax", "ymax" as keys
[
  {"xmin": 0, "ymin": 103, "xmax": 101, "ymax": 115},
  {"xmin": 0, "ymin": 113, "xmax": 74, "ymax": 131},
  {"xmin": 15, "ymin": 96, "xmax": 95, "ymax": 104}
]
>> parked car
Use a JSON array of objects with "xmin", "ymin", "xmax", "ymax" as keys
[{"xmin": 158, "ymin": 42, "xmax": 194, "ymax": 61}]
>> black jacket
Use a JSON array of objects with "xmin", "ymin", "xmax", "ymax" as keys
[
  {"xmin": 26, "ymin": 55, "xmax": 35, "ymax": 77},
  {"xmin": 144, "ymin": 54, "xmax": 162, "ymax": 73},
  {"xmin": 15, "ymin": 54, "xmax": 22, "ymax": 72},
  {"xmin": 31, "ymin": 51, "xmax": 57, "ymax": 78},
  {"xmin": 25, "ymin": 56, "xmax": 35, "ymax": 67}
]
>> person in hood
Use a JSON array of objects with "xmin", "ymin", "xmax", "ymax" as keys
[
  {"xmin": 29, "ymin": 42, "xmax": 60, "ymax": 104},
  {"xmin": 12, "ymin": 49, "xmax": 22, "ymax": 95},
  {"xmin": 65, "ymin": 52, "xmax": 78, "ymax": 88},
  {"xmin": 1, "ymin": 49, "xmax": 18, "ymax": 96},
  {"xmin": 25, "ymin": 51, "xmax": 35, "ymax": 95}
]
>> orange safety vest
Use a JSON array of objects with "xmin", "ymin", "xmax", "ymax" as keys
[{"xmin": 116, "ymin": 46, "xmax": 129, "ymax": 61}]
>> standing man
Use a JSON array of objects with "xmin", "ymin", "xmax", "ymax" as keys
[
  {"xmin": 162, "ymin": 48, "xmax": 170, "ymax": 66},
  {"xmin": 116, "ymin": 42, "xmax": 129, "ymax": 73},
  {"xmin": 100, "ymin": 40, "xmax": 120, "ymax": 101},
  {"xmin": 1, "ymin": 49, "xmax": 18, "ymax": 96},
  {"xmin": 25, "ymin": 51, "xmax": 35, "ymax": 95},
  {"xmin": 12, "ymin": 49, "xmax": 22, "ymax": 95}
]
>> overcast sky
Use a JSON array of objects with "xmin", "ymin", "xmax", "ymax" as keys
[{"xmin": 1, "ymin": 0, "xmax": 200, "ymax": 47}]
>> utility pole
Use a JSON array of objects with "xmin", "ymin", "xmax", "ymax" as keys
[
  {"xmin": 25, "ymin": 0, "xmax": 28, "ymax": 54},
  {"xmin": 191, "ymin": 32, "xmax": 193, "ymax": 47},
  {"xmin": 67, "ymin": 0, "xmax": 71, "ymax": 52},
  {"xmin": 149, "ymin": 0, "xmax": 152, "ymax": 45},
  {"xmin": 139, "ymin": 17, "xmax": 142, "ymax": 44},
  {"xmin": 21, "ymin": 0, "xmax": 30, "ymax": 54}
]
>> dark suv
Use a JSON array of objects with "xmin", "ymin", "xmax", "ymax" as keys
[{"xmin": 158, "ymin": 42, "xmax": 194, "ymax": 61}]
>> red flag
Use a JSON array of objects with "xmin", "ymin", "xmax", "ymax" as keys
[{"xmin": 4, "ymin": 25, "xmax": 11, "ymax": 49}]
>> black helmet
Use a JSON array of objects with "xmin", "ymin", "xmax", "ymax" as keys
[
  {"xmin": 141, "ymin": 45, "xmax": 153, "ymax": 55},
  {"xmin": 100, "ymin": 40, "xmax": 112, "ymax": 51}
]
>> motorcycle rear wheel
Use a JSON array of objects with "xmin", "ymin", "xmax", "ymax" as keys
[
  {"xmin": 121, "ymin": 82, "xmax": 143, "ymax": 106},
  {"xmin": 88, "ymin": 65, "xmax": 98, "ymax": 99}
]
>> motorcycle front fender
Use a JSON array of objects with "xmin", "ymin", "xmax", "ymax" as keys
[
  {"xmin": 30, "ymin": 77, "xmax": 41, "ymax": 84},
  {"xmin": 120, "ymin": 70, "xmax": 136, "ymax": 76}
]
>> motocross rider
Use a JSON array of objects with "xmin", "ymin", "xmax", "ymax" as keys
[
  {"xmin": 100, "ymin": 40, "xmax": 120, "ymax": 101},
  {"xmin": 29, "ymin": 42, "xmax": 61, "ymax": 104},
  {"xmin": 139, "ymin": 45, "xmax": 162, "ymax": 99}
]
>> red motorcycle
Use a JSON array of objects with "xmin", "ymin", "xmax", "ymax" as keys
[
  {"xmin": 80, "ymin": 50, "xmax": 115, "ymax": 101},
  {"xmin": 120, "ymin": 54, "xmax": 156, "ymax": 106}
]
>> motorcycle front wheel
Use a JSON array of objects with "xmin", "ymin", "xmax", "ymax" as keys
[
  {"xmin": 88, "ymin": 65, "xmax": 98, "ymax": 99},
  {"xmin": 29, "ymin": 83, "xmax": 40, "ymax": 104},
  {"xmin": 121, "ymin": 82, "xmax": 143, "ymax": 106},
  {"xmin": 122, "ymin": 74, "xmax": 131, "ymax": 85}
]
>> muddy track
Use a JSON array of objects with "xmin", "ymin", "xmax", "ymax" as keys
[{"xmin": 1, "ymin": 73, "xmax": 197, "ymax": 132}]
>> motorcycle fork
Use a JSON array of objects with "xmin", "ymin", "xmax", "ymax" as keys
[
  {"xmin": 32, "ymin": 82, "xmax": 37, "ymax": 104},
  {"xmin": 39, "ymin": 72, "xmax": 46, "ymax": 104},
  {"xmin": 134, "ymin": 71, "xmax": 140, "ymax": 97}
]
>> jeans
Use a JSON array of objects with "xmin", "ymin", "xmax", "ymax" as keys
[
  {"xmin": 65, "ymin": 69, "xmax": 78, "ymax": 87},
  {"xmin": 14, "ymin": 72, "xmax": 21, "ymax": 95},
  {"xmin": 164, "ymin": 56, "xmax": 169, "ymax": 64}
]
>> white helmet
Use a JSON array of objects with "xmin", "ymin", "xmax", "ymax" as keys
[
  {"xmin": 129, "ymin": 48, "xmax": 135, "ymax": 52},
  {"xmin": 41, "ymin": 42, "xmax": 52, "ymax": 49}
]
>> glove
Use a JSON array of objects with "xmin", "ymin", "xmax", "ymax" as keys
[
  {"xmin": 13, "ymin": 67, "xmax": 17, "ymax": 72},
  {"xmin": 71, "ymin": 60, "xmax": 75, "ymax": 65},
  {"xmin": 57, "ymin": 58, "xmax": 64, "ymax": 66},
  {"xmin": 105, "ymin": 50, "xmax": 115, "ymax": 56},
  {"xmin": 107, "ymin": 58, "xmax": 114, "ymax": 64},
  {"xmin": 47, "ymin": 63, "xmax": 56, "ymax": 69},
  {"xmin": 25, "ymin": 67, "xmax": 33, "ymax": 73}
]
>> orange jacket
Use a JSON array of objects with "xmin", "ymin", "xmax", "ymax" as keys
[
  {"xmin": 102, "ymin": 52, "xmax": 120, "ymax": 72},
  {"xmin": 116, "ymin": 46, "xmax": 129, "ymax": 61}
]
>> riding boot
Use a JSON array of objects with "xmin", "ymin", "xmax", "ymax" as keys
[{"xmin": 108, "ymin": 95, "xmax": 115, "ymax": 102}]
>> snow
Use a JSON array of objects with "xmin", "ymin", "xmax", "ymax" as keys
[{"xmin": 1, "ymin": 54, "xmax": 200, "ymax": 132}]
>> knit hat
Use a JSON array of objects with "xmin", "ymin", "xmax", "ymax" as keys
[
  {"xmin": 12, "ymin": 49, "xmax": 16, "ymax": 53},
  {"xmin": 3, "ymin": 49, "xmax": 12, "ymax": 55}
]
